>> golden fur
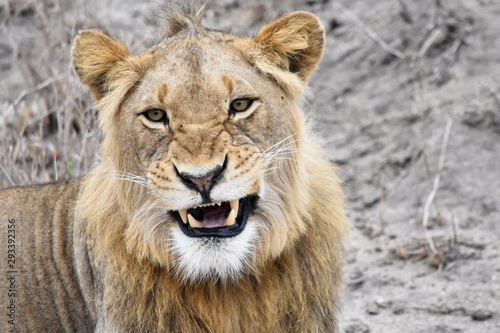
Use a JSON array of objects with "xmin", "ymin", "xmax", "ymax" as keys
[{"xmin": 0, "ymin": 5, "xmax": 347, "ymax": 332}]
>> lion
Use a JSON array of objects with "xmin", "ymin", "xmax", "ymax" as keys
[{"xmin": 0, "ymin": 4, "xmax": 348, "ymax": 332}]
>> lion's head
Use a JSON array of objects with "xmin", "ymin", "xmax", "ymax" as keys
[{"xmin": 73, "ymin": 5, "xmax": 326, "ymax": 283}]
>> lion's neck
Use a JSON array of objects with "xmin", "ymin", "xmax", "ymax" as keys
[{"xmin": 98, "ymin": 234, "xmax": 340, "ymax": 332}]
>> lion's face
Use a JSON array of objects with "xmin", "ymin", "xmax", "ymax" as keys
[
  {"xmin": 72, "ymin": 12, "xmax": 325, "ymax": 282},
  {"xmin": 122, "ymin": 36, "xmax": 291, "ymax": 280}
]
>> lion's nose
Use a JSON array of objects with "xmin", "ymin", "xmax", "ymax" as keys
[{"xmin": 175, "ymin": 156, "xmax": 227, "ymax": 202}]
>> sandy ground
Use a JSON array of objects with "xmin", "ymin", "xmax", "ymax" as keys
[{"xmin": 1, "ymin": 0, "xmax": 499, "ymax": 332}]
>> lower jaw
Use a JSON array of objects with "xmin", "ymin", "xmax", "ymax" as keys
[{"xmin": 172, "ymin": 195, "xmax": 257, "ymax": 238}]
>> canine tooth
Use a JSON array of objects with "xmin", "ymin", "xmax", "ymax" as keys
[
  {"xmin": 188, "ymin": 214, "xmax": 203, "ymax": 228},
  {"xmin": 229, "ymin": 199, "xmax": 239, "ymax": 214},
  {"xmin": 217, "ymin": 202, "xmax": 222, "ymax": 206},
  {"xmin": 179, "ymin": 209, "xmax": 188, "ymax": 224},
  {"xmin": 224, "ymin": 209, "xmax": 237, "ymax": 226}
]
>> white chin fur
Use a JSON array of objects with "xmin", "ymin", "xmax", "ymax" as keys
[{"xmin": 169, "ymin": 220, "xmax": 258, "ymax": 283}]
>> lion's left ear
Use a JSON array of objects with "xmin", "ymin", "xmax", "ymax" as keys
[{"xmin": 254, "ymin": 12, "xmax": 325, "ymax": 84}]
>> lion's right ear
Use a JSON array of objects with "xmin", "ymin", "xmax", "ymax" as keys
[{"xmin": 71, "ymin": 29, "xmax": 131, "ymax": 101}]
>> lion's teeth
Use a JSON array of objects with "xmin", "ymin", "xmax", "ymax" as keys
[
  {"xmin": 217, "ymin": 201, "xmax": 222, "ymax": 206},
  {"xmin": 197, "ymin": 202, "xmax": 219, "ymax": 208},
  {"xmin": 224, "ymin": 209, "xmax": 237, "ymax": 226},
  {"xmin": 229, "ymin": 199, "xmax": 239, "ymax": 214},
  {"xmin": 188, "ymin": 214, "xmax": 203, "ymax": 228},
  {"xmin": 179, "ymin": 209, "xmax": 188, "ymax": 224}
]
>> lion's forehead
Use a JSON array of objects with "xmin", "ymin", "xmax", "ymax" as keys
[
  {"xmin": 149, "ymin": 35, "xmax": 246, "ymax": 79},
  {"xmin": 155, "ymin": 32, "xmax": 239, "ymax": 61}
]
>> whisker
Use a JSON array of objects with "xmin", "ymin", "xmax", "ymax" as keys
[
  {"xmin": 259, "ymin": 134, "xmax": 302, "ymax": 175},
  {"xmin": 261, "ymin": 133, "xmax": 298, "ymax": 154},
  {"xmin": 99, "ymin": 171, "xmax": 152, "ymax": 190},
  {"xmin": 108, "ymin": 177, "xmax": 151, "ymax": 189},
  {"xmin": 261, "ymin": 158, "xmax": 296, "ymax": 168},
  {"xmin": 261, "ymin": 150, "xmax": 300, "ymax": 164},
  {"xmin": 263, "ymin": 133, "xmax": 297, "ymax": 151},
  {"xmin": 261, "ymin": 167, "xmax": 278, "ymax": 177},
  {"xmin": 260, "ymin": 134, "xmax": 301, "ymax": 167},
  {"xmin": 261, "ymin": 149, "xmax": 301, "ymax": 162}
]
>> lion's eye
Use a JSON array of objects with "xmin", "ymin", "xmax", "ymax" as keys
[
  {"xmin": 230, "ymin": 98, "xmax": 253, "ymax": 113},
  {"xmin": 143, "ymin": 109, "xmax": 168, "ymax": 123}
]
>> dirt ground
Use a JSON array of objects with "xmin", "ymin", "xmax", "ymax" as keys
[{"xmin": 1, "ymin": 0, "xmax": 499, "ymax": 332}]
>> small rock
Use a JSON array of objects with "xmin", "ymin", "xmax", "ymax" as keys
[
  {"xmin": 348, "ymin": 278, "xmax": 365, "ymax": 290},
  {"xmin": 462, "ymin": 109, "xmax": 500, "ymax": 135},
  {"xmin": 471, "ymin": 309, "xmax": 493, "ymax": 321},
  {"xmin": 393, "ymin": 307, "xmax": 405, "ymax": 315},
  {"xmin": 344, "ymin": 320, "xmax": 370, "ymax": 333},
  {"xmin": 366, "ymin": 303, "xmax": 380, "ymax": 315}
]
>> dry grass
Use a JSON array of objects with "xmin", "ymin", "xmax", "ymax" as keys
[{"xmin": 0, "ymin": 0, "xmax": 106, "ymax": 189}]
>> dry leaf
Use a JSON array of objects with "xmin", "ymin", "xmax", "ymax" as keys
[
  {"xmin": 430, "ymin": 253, "xmax": 442, "ymax": 268},
  {"xmin": 395, "ymin": 248, "xmax": 407, "ymax": 259},
  {"xmin": 414, "ymin": 247, "xmax": 428, "ymax": 262}
]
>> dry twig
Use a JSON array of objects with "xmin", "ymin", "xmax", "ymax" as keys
[
  {"xmin": 451, "ymin": 215, "xmax": 459, "ymax": 247},
  {"xmin": 336, "ymin": 2, "xmax": 405, "ymax": 59},
  {"xmin": 422, "ymin": 119, "xmax": 453, "ymax": 255},
  {"xmin": 417, "ymin": 29, "xmax": 446, "ymax": 58},
  {"xmin": 0, "ymin": 164, "xmax": 16, "ymax": 187},
  {"xmin": 2, "ymin": 74, "xmax": 65, "ymax": 122},
  {"xmin": 379, "ymin": 185, "xmax": 385, "ymax": 234}
]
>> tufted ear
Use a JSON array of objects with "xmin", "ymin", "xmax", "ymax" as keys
[
  {"xmin": 254, "ymin": 12, "xmax": 325, "ymax": 84},
  {"xmin": 71, "ymin": 29, "xmax": 131, "ymax": 101}
]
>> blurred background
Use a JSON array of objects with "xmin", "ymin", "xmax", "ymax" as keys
[{"xmin": 1, "ymin": 0, "xmax": 499, "ymax": 331}]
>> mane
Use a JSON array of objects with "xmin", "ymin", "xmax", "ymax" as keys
[{"xmin": 161, "ymin": 1, "xmax": 208, "ymax": 37}]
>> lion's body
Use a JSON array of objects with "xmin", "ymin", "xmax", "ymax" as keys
[
  {"xmin": 0, "ymin": 4, "xmax": 348, "ymax": 332},
  {"xmin": 0, "ymin": 180, "xmax": 93, "ymax": 332}
]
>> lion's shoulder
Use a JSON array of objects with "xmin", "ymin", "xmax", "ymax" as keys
[{"xmin": 0, "ymin": 178, "xmax": 92, "ymax": 332}]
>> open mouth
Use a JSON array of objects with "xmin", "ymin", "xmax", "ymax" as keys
[{"xmin": 171, "ymin": 195, "xmax": 257, "ymax": 238}]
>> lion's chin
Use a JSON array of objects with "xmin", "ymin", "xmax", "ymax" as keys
[
  {"xmin": 170, "ymin": 195, "xmax": 258, "ymax": 238},
  {"xmin": 169, "ymin": 213, "xmax": 260, "ymax": 283}
]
